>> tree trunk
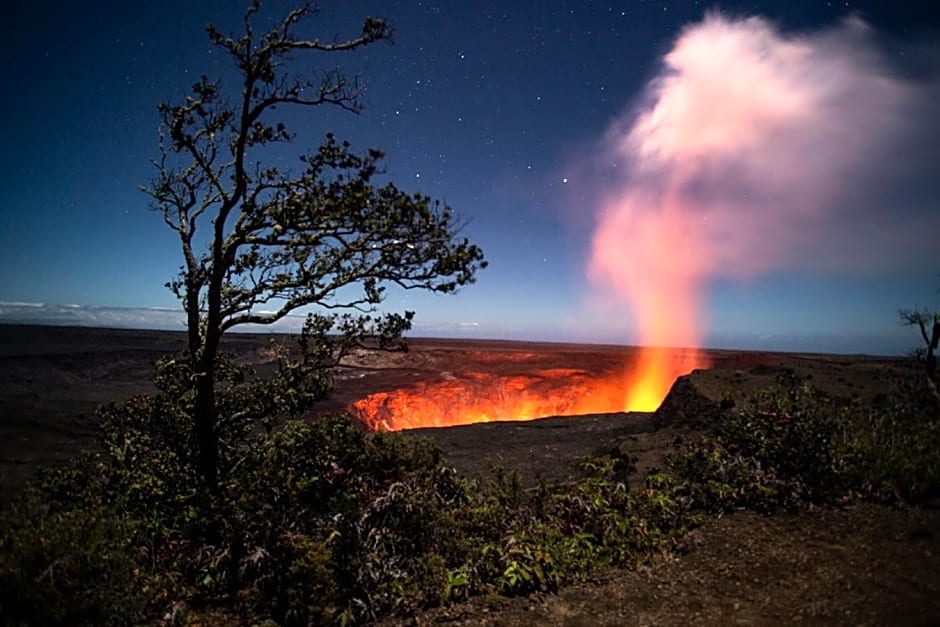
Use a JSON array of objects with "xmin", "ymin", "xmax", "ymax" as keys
[
  {"xmin": 194, "ymin": 321, "xmax": 222, "ymax": 495},
  {"xmin": 185, "ymin": 279, "xmax": 219, "ymax": 493},
  {"xmin": 927, "ymin": 320, "xmax": 939, "ymax": 382},
  {"xmin": 194, "ymin": 368, "xmax": 220, "ymax": 494}
]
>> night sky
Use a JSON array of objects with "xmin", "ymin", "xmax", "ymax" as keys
[{"xmin": 1, "ymin": 1, "xmax": 938, "ymax": 354}]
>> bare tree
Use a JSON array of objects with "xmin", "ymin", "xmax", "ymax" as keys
[
  {"xmin": 142, "ymin": 2, "xmax": 486, "ymax": 492},
  {"xmin": 900, "ymin": 307, "xmax": 940, "ymax": 388}
]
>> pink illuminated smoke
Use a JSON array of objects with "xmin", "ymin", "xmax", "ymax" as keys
[{"xmin": 589, "ymin": 13, "xmax": 939, "ymax": 363}]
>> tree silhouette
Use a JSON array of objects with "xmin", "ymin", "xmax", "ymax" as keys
[
  {"xmin": 900, "ymin": 274, "xmax": 940, "ymax": 401},
  {"xmin": 900, "ymin": 306, "xmax": 940, "ymax": 397},
  {"xmin": 142, "ymin": 1, "xmax": 486, "ymax": 492}
]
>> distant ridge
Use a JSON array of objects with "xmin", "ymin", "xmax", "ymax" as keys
[{"xmin": 0, "ymin": 301, "xmax": 911, "ymax": 356}]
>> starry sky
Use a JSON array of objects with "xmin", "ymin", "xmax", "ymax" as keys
[{"xmin": 1, "ymin": 0, "xmax": 938, "ymax": 355}]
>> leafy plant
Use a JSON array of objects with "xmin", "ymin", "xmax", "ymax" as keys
[
  {"xmin": 667, "ymin": 371, "xmax": 940, "ymax": 512},
  {"xmin": 0, "ymin": 504, "xmax": 146, "ymax": 626},
  {"xmin": 4, "ymin": 354, "xmax": 938, "ymax": 624}
]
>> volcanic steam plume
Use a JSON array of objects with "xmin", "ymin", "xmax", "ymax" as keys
[{"xmin": 588, "ymin": 13, "xmax": 939, "ymax": 405}]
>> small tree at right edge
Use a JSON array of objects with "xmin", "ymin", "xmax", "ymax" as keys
[{"xmin": 900, "ymin": 284, "xmax": 940, "ymax": 400}]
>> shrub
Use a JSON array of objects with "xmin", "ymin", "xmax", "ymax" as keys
[
  {"xmin": 0, "ymin": 503, "xmax": 147, "ymax": 626},
  {"xmin": 675, "ymin": 386, "xmax": 847, "ymax": 510},
  {"xmin": 844, "ymin": 374, "xmax": 940, "ymax": 502},
  {"xmin": 667, "ymin": 371, "xmax": 940, "ymax": 512},
  {"xmin": 6, "ymin": 365, "xmax": 937, "ymax": 625}
]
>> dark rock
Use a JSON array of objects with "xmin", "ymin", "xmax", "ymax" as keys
[
  {"xmin": 749, "ymin": 363, "xmax": 794, "ymax": 376},
  {"xmin": 653, "ymin": 374, "xmax": 723, "ymax": 430}
]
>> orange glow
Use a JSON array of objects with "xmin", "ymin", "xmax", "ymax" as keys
[
  {"xmin": 349, "ymin": 348, "xmax": 704, "ymax": 431},
  {"xmin": 350, "ymin": 369, "xmax": 609, "ymax": 431},
  {"xmin": 589, "ymin": 186, "xmax": 710, "ymax": 416},
  {"xmin": 621, "ymin": 346, "xmax": 705, "ymax": 412}
]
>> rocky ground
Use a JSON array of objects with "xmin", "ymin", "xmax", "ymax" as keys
[
  {"xmin": 1, "ymin": 324, "xmax": 937, "ymax": 625},
  {"xmin": 378, "ymin": 503, "xmax": 940, "ymax": 626}
]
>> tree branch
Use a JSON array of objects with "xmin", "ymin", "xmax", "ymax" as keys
[{"xmin": 900, "ymin": 309, "xmax": 932, "ymax": 346}]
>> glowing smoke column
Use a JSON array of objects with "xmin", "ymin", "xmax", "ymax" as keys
[
  {"xmin": 589, "ymin": 14, "xmax": 933, "ymax": 410},
  {"xmin": 592, "ymin": 182, "xmax": 706, "ymax": 410}
]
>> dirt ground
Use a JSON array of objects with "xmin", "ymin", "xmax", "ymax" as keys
[
  {"xmin": 378, "ymin": 504, "xmax": 940, "ymax": 626},
  {"xmin": 1, "ymin": 324, "xmax": 937, "ymax": 625}
]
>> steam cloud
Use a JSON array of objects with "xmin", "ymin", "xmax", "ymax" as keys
[{"xmin": 589, "ymin": 13, "xmax": 940, "ymax": 352}]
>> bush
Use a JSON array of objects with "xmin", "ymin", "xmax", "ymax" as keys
[
  {"xmin": 667, "ymin": 372, "xmax": 940, "ymax": 512},
  {"xmin": 667, "ymin": 380, "xmax": 848, "ymax": 512},
  {"xmin": 154, "ymin": 414, "xmax": 464, "ymax": 624},
  {"xmin": 5, "ymin": 366, "xmax": 937, "ymax": 625},
  {"xmin": 0, "ymin": 503, "xmax": 147, "ymax": 626},
  {"xmin": 844, "ymin": 374, "xmax": 940, "ymax": 502}
]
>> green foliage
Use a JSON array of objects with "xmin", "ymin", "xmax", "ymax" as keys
[
  {"xmin": 0, "ymin": 503, "xmax": 146, "ymax": 626},
  {"xmin": 0, "ymin": 402, "xmax": 698, "ymax": 624},
  {"xmin": 668, "ymin": 377, "xmax": 847, "ymax": 511},
  {"xmin": 668, "ymin": 372, "xmax": 940, "ymax": 512},
  {"xmin": 843, "ymin": 375, "xmax": 940, "ymax": 501},
  {"xmin": 4, "ymin": 356, "xmax": 938, "ymax": 624},
  {"xmin": 238, "ymin": 530, "xmax": 338, "ymax": 626}
]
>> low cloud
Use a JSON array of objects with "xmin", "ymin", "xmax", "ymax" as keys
[
  {"xmin": 0, "ymin": 302, "xmax": 292, "ymax": 332},
  {"xmin": 0, "ymin": 302, "xmax": 185, "ymax": 330},
  {"xmin": 0, "ymin": 302, "xmax": 490, "ymax": 338}
]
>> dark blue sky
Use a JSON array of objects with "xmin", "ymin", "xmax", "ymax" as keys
[{"xmin": 1, "ymin": 1, "xmax": 938, "ymax": 354}]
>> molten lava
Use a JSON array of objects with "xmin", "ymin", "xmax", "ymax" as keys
[
  {"xmin": 621, "ymin": 346, "xmax": 705, "ymax": 412},
  {"xmin": 350, "ymin": 350, "xmax": 703, "ymax": 431}
]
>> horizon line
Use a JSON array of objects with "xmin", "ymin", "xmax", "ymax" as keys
[{"xmin": 0, "ymin": 320, "xmax": 913, "ymax": 359}]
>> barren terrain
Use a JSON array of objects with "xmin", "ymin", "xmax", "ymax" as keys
[{"xmin": 1, "ymin": 324, "xmax": 937, "ymax": 625}]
